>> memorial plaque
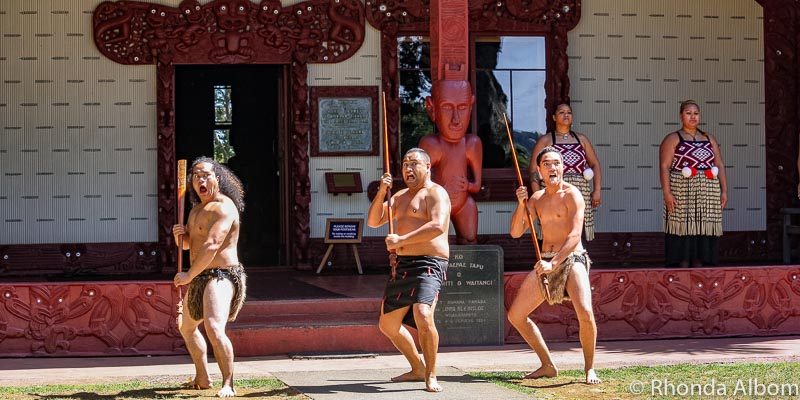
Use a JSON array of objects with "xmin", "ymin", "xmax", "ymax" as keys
[
  {"xmin": 435, "ymin": 245, "xmax": 505, "ymax": 346},
  {"xmin": 310, "ymin": 86, "xmax": 379, "ymax": 156}
]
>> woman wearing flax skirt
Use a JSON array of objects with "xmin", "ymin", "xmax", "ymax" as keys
[
  {"xmin": 659, "ymin": 100, "xmax": 728, "ymax": 267},
  {"xmin": 530, "ymin": 103, "xmax": 602, "ymax": 241}
]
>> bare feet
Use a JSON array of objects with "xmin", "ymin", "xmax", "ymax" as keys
[
  {"xmin": 217, "ymin": 385, "xmax": 236, "ymax": 397},
  {"xmin": 585, "ymin": 368, "xmax": 602, "ymax": 385},
  {"xmin": 523, "ymin": 364, "xmax": 558, "ymax": 379},
  {"xmin": 181, "ymin": 377, "xmax": 212, "ymax": 390},
  {"xmin": 391, "ymin": 370, "xmax": 425, "ymax": 382},
  {"xmin": 425, "ymin": 376, "xmax": 443, "ymax": 392}
]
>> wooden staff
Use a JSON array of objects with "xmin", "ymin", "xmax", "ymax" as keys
[
  {"xmin": 176, "ymin": 159, "xmax": 187, "ymax": 326},
  {"xmin": 382, "ymin": 92, "xmax": 397, "ymax": 277},
  {"xmin": 502, "ymin": 113, "xmax": 550, "ymax": 302}
]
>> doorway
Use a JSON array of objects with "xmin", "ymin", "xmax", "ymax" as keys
[{"xmin": 175, "ymin": 64, "xmax": 285, "ymax": 266}]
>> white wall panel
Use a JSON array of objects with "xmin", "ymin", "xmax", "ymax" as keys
[
  {"xmin": 0, "ymin": 0, "xmax": 158, "ymax": 244},
  {"xmin": 569, "ymin": 0, "xmax": 765, "ymax": 233}
]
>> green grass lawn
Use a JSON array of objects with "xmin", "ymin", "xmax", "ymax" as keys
[
  {"xmin": 472, "ymin": 361, "xmax": 800, "ymax": 399},
  {"xmin": 0, "ymin": 376, "xmax": 306, "ymax": 400}
]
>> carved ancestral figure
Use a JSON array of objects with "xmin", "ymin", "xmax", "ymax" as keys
[
  {"xmin": 420, "ymin": 81, "xmax": 482, "ymax": 244},
  {"xmin": 210, "ymin": 0, "xmax": 255, "ymax": 62},
  {"xmin": 418, "ymin": 0, "xmax": 482, "ymax": 244}
]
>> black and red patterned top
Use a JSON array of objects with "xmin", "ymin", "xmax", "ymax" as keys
[
  {"xmin": 670, "ymin": 130, "xmax": 716, "ymax": 171},
  {"xmin": 551, "ymin": 131, "xmax": 588, "ymax": 175}
]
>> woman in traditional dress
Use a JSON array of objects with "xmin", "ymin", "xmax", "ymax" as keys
[
  {"xmin": 659, "ymin": 100, "xmax": 728, "ymax": 267},
  {"xmin": 529, "ymin": 103, "xmax": 602, "ymax": 241}
]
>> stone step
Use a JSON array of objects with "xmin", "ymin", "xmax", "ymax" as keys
[{"xmin": 228, "ymin": 297, "xmax": 395, "ymax": 356}]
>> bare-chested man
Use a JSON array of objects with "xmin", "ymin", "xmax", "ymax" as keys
[
  {"xmin": 173, "ymin": 157, "xmax": 247, "ymax": 398},
  {"xmin": 367, "ymin": 148, "xmax": 451, "ymax": 392},
  {"xmin": 508, "ymin": 146, "xmax": 601, "ymax": 385}
]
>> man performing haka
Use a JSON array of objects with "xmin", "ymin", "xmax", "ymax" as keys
[
  {"xmin": 508, "ymin": 146, "xmax": 601, "ymax": 385},
  {"xmin": 367, "ymin": 148, "xmax": 452, "ymax": 392},
  {"xmin": 173, "ymin": 157, "xmax": 247, "ymax": 397}
]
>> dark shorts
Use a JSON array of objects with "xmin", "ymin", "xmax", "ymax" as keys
[{"xmin": 383, "ymin": 255, "xmax": 448, "ymax": 328}]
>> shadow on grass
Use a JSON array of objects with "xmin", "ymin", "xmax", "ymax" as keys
[
  {"xmin": 31, "ymin": 386, "xmax": 299, "ymax": 399},
  {"xmin": 34, "ymin": 387, "xmax": 197, "ymax": 399}
]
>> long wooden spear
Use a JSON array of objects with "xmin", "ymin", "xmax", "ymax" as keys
[
  {"xmin": 176, "ymin": 159, "xmax": 187, "ymax": 327},
  {"xmin": 382, "ymin": 92, "xmax": 397, "ymax": 278},
  {"xmin": 502, "ymin": 113, "xmax": 550, "ymax": 302}
]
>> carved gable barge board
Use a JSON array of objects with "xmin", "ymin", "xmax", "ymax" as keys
[{"xmin": 0, "ymin": 0, "xmax": 367, "ymax": 278}]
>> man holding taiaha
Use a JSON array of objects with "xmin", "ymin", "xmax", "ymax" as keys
[
  {"xmin": 368, "ymin": 148, "xmax": 451, "ymax": 392},
  {"xmin": 173, "ymin": 157, "xmax": 248, "ymax": 398},
  {"xmin": 508, "ymin": 146, "xmax": 601, "ymax": 385}
]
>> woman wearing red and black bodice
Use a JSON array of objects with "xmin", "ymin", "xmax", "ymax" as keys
[
  {"xmin": 659, "ymin": 100, "xmax": 728, "ymax": 267},
  {"xmin": 530, "ymin": 103, "xmax": 602, "ymax": 241}
]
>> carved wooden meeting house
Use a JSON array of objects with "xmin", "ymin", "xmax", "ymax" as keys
[{"xmin": 0, "ymin": 0, "xmax": 799, "ymax": 357}]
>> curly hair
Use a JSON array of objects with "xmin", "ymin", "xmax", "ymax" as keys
[{"xmin": 188, "ymin": 156, "xmax": 245, "ymax": 213}]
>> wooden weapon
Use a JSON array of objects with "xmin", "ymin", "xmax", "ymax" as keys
[
  {"xmin": 382, "ymin": 92, "xmax": 398, "ymax": 278},
  {"xmin": 176, "ymin": 159, "xmax": 187, "ymax": 326},
  {"xmin": 502, "ymin": 113, "xmax": 551, "ymax": 302}
]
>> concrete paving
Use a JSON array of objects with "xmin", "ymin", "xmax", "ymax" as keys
[
  {"xmin": 0, "ymin": 336, "xmax": 798, "ymax": 398},
  {"xmin": 273, "ymin": 367, "xmax": 531, "ymax": 400}
]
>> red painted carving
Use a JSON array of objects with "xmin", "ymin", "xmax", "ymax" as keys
[
  {"xmin": 93, "ymin": 0, "xmax": 365, "ymax": 65},
  {"xmin": 760, "ymin": 1, "xmax": 800, "ymax": 260},
  {"xmin": 90, "ymin": 0, "xmax": 366, "ymax": 269},
  {"xmin": 418, "ymin": 0, "xmax": 482, "ymax": 244},
  {"xmin": 0, "ymin": 282, "xmax": 181, "ymax": 356},
  {"xmin": 291, "ymin": 56, "xmax": 312, "ymax": 265},
  {"xmin": 504, "ymin": 266, "xmax": 800, "ymax": 343}
]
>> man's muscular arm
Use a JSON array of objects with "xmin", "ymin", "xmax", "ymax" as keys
[
  {"xmin": 510, "ymin": 186, "xmax": 536, "ymax": 238},
  {"xmin": 549, "ymin": 187, "xmax": 585, "ymax": 267},
  {"xmin": 386, "ymin": 186, "xmax": 451, "ymax": 249},
  {"xmin": 367, "ymin": 173, "xmax": 394, "ymax": 228},
  {"xmin": 185, "ymin": 201, "xmax": 237, "ymax": 281}
]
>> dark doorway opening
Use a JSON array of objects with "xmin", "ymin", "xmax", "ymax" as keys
[{"xmin": 176, "ymin": 64, "xmax": 284, "ymax": 266}]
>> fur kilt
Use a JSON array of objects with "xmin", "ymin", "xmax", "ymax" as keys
[
  {"xmin": 538, "ymin": 251, "xmax": 591, "ymax": 305},
  {"xmin": 187, "ymin": 264, "xmax": 247, "ymax": 322}
]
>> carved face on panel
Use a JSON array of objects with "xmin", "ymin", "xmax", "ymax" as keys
[
  {"xmin": 180, "ymin": 0, "xmax": 203, "ymax": 24},
  {"xmin": 214, "ymin": 0, "xmax": 250, "ymax": 31},
  {"xmin": 257, "ymin": 0, "xmax": 283, "ymax": 24},
  {"xmin": 425, "ymin": 80, "xmax": 475, "ymax": 143}
]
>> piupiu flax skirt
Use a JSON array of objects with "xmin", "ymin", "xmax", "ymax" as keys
[
  {"xmin": 664, "ymin": 171, "xmax": 722, "ymax": 266},
  {"xmin": 563, "ymin": 174, "xmax": 595, "ymax": 241}
]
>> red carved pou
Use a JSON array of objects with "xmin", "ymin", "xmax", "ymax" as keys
[{"xmin": 419, "ymin": 0, "xmax": 483, "ymax": 244}]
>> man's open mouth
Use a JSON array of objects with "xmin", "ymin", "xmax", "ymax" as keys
[{"xmin": 199, "ymin": 185, "xmax": 208, "ymax": 194}]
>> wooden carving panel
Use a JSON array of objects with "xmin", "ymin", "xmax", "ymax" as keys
[
  {"xmin": 504, "ymin": 266, "xmax": 800, "ymax": 342},
  {"xmin": 0, "ymin": 282, "xmax": 182, "ymax": 356},
  {"xmin": 94, "ymin": 0, "xmax": 365, "ymax": 65},
  {"xmin": 760, "ymin": 0, "xmax": 800, "ymax": 260}
]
